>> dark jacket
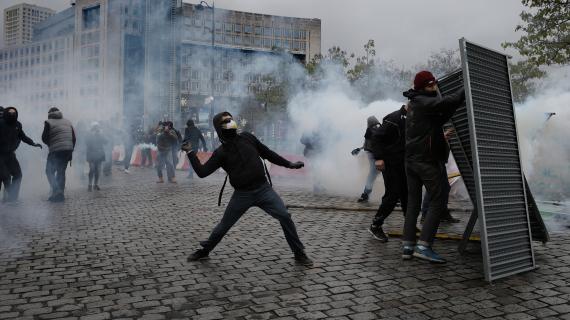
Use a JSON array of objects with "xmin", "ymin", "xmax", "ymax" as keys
[
  {"xmin": 403, "ymin": 88, "xmax": 464, "ymax": 163},
  {"xmin": 300, "ymin": 132, "xmax": 322, "ymax": 158},
  {"xmin": 0, "ymin": 107, "xmax": 37, "ymax": 154},
  {"xmin": 184, "ymin": 126, "xmax": 207, "ymax": 152},
  {"xmin": 188, "ymin": 112, "xmax": 294, "ymax": 191},
  {"xmin": 370, "ymin": 105, "xmax": 407, "ymax": 164},
  {"xmin": 85, "ymin": 131, "xmax": 107, "ymax": 162},
  {"xmin": 363, "ymin": 116, "xmax": 380, "ymax": 152},
  {"xmin": 42, "ymin": 110, "xmax": 76, "ymax": 153},
  {"xmin": 156, "ymin": 128, "xmax": 178, "ymax": 152}
]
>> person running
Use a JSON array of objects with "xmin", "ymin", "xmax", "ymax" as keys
[
  {"xmin": 355, "ymin": 116, "xmax": 381, "ymax": 202},
  {"xmin": 183, "ymin": 119, "xmax": 207, "ymax": 179},
  {"xmin": 0, "ymin": 107, "xmax": 43, "ymax": 202},
  {"xmin": 183, "ymin": 111, "xmax": 312, "ymax": 266}
]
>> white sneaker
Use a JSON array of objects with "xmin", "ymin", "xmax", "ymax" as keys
[{"xmin": 124, "ymin": 169, "xmax": 130, "ymax": 174}]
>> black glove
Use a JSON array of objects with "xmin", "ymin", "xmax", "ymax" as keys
[
  {"xmin": 289, "ymin": 161, "xmax": 304, "ymax": 169},
  {"xmin": 351, "ymin": 148, "xmax": 361, "ymax": 156},
  {"xmin": 34, "ymin": 143, "xmax": 43, "ymax": 149}
]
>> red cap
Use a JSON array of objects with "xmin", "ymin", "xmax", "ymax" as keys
[{"xmin": 414, "ymin": 71, "xmax": 436, "ymax": 90}]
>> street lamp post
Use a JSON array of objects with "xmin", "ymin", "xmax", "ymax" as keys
[{"xmin": 196, "ymin": 0, "xmax": 215, "ymax": 134}]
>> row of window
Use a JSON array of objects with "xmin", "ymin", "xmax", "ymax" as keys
[
  {"xmin": 185, "ymin": 18, "xmax": 309, "ymax": 40},
  {"xmin": 0, "ymin": 40, "xmax": 70, "ymax": 60},
  {"xmin": 186, "ymin": 31, "xmax": 307, "ymax": 51},
  {"xmin": 0, "ymin": 52, "xmax": 68, "ymax": 70}
]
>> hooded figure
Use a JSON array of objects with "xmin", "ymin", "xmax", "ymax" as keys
[
  {"xmin": 85, "ymin": 122, "xmax": 108, "ymax": 191},
  {"xmin": 183, "ymin": 119, "xmax": 207, "ymax": 179},
  {"xmin": 0, "ymin": 107, "xmax": 42, "ymax": 202},
  {"xmin": 155, "ymin": 120, "xmax": 178, "ymax": 183},
  {"xmin": 356, "ymin": 116, "xmax": 382, "ymax": 202},
  {"xmin": 181, "ymin": 111, "xmax": 313, "ymax": 266},
  {"xmin": 400, "ymin": 71, "xmax": 465, "ymax": 264},
  {"xmin": 42, "ymin": 107, "xmax": 76, "ymax": 202}
]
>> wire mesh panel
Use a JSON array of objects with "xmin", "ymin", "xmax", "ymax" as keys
[{"xmin": 460, "ymin": 38, "xmax": 536, "ymax": 281}]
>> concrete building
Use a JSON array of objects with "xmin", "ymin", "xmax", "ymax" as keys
[
  {"xmin": 4, "ymin": 3, "xmax": 55, "ymax": 47},
  {"xmin": 0, "ymin": 1, "xmax": 321, "ymax": 132}
]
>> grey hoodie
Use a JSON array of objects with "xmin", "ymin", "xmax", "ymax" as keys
[{"xmin": 363, "ymin": 116, "xmax": 380, "ymax": 151}]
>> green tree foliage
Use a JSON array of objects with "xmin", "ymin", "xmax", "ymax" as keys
[
  {"xmin": 509, "ymin": 59, "xmax": 546, "ymax": 103},
  {"xmin": 503, "ymin": 0, "xmax": 570, "ymax": 66},
  {"xmin": 347, "ymin": 40, "xmax": 376, "ymax": 82}
]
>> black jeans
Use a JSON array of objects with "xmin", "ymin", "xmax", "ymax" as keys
[
  {"xmin": 0, "ymin": 153, "xmax": 22, "ymax": 201},
  {"xmin": 421, "ymin": 165, "xmax": 451, "ymax": 217},
  {"xmin": 88, "ymin": 160, "xmax": 103, "ymax": 186},
  {"xmin": 200, "ymin": 183, "xmax": 305, "ymax": 254},
  {"xmin": 372, "ymin": 162, "xmax": 407, "ymax": 226},
  {"xmin": 124, "ymin": 144, "xmax": 133, "ymax": 170},
  {"xmin": 403, "ymin": 161, "xmax": 446, "ymax": 247},
  {"xmin": 46, "ymin": 151, "xmax": 73, "ymax": 196}
]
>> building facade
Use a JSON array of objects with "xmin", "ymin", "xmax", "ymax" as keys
[
  {"xmin": 4, "ymin": 3, "xmax": 55, "ymax": 47},
  {"xmin": 0, "ymin": 1, "xmax": 321, "ymax": 131}
]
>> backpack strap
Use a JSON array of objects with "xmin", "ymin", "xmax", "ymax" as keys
[{"xmin": 218, "ymin": 174, "xmax": 228, "ymax": 206}]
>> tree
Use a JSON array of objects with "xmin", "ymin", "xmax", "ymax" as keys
[
  {"xmin": 348, "ymin": 40, "xmax": 376, "ymax": 82},
  {"xmin": 305, "ymin": 46, "xmax": 355, "ymax": 76},
  {"xmin": 509, "ymin": 59, "xmax": 546, "ymax": 103},
  {"xmin": 503, "ymin": 0, "xmax": 570, "ymax": 66},
  {"xmin": 420, "ymin": 48, "xmax": 461, "ymax": 78}
]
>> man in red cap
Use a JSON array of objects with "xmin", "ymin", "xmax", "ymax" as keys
[{"xmin": 401, "ymin": 71, "xmax": 465, "ymax": 263}]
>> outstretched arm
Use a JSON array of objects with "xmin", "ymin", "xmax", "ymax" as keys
[
  {"xmin": 242, "ymin": 132, "xmax": 293, "ymax": 168},
  {"xmin": 187, "ymin": 149, "xmax": 222, "ymax": 178}
]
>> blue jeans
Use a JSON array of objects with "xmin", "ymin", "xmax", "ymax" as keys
[
  {"xmin": 200, "ymin": 183, "xmax": 306, "ymax": 254},
  {"xmin": 362, "ymin": 151, "xmax": 379, "ymax": 195},
  {"xmin": 156, "ymin": 150, "xmax": 175, "ymax": 180}
]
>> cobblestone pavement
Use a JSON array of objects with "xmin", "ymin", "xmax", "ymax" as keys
[{"xmin": 1, "ymin": 166, "xmax": 569, "ymax": 320}]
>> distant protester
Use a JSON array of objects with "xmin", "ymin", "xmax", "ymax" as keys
[
  {"xmin": 183, "ymin": 111, "xmax": 312, "ymax": 266},
  {"xmin": 42, "ymin": 107, "xmax": 76, "ymax": 202},
  {"xmin": 155, "ymin": 121, "xmax": 178, "ymax": 183},
  {"xmin": 300, "ymin": 131, "xmax": 324, "ymax": 193},
  {"xmin": 140, "ymin": 126, "xmax": 155, "ymax": 168},
  {"xmin": 85, "ymin": 122, "xmax": 107, "ymax": 191},
  {"xmin": 0, "ymin": 107, "xmax": 43, "ymax": 202},
  {"xmin": 183, "ymin": 119, "xmax": 207, "ymax": 179},
  {"xmin": 354, "ymin": 116, "xmax": 381, "ymax": 203},
  {"xmin": 401, "ymin": 71, "xmax": 465, "ymax": 264}
]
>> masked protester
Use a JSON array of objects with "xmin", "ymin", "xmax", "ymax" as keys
[
  {"xmin": 401, "ymin": 71, "xmax": 465, "ymax": 264},
  {"xmin": 183, "ymin": 119, "xmax": 207, "ymax": 179},
  {"xmin": 182, "ymin": 111, "xmax": 312, "ymax": 266},
  {"xmin": 42, "ymin": 107, "xmax": 76, "ymax": 202},
  {"xmin": 367, "ymin": 105, "xmax": 409, "ymax": 242},
  {"xmin": 85, "ymin": 122, "xmax": 107, "ymax": 191},
  {"xmin": 0, "ymin": 107, "xmax": 43, "ymax": 202}
]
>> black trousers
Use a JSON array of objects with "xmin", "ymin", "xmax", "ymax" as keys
[
  {"xmin": 372, "ymin": 162, "xmax": 408, "ymax": 226},
  {"xmin": 0, "ymin": 153, "xmax": 22, "ymax": 201},
  {"xmin": 200, "ymin": 183, "xmax": 306, "ymax": 254},
  {"xmin": 46, "ymin": 151, "xmax": 73, "ymax": 196},
  {"xmin": 141, "ymin": 148, "xmax": 153, "ymax": 167},
  {"xmin": 403, "ymin": 161, "xmax": 446, "ymax": 246}
]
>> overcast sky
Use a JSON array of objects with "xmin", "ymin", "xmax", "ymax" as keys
[{"xmin": 0, "ymin": 0, "xmax": 526, "ymax": 66}]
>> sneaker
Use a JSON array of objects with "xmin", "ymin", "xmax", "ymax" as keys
[
  {"xmin": 156, "ymin": 177, "xmax": 164, "ymax": 183},
  {"xmin": 87, "ymin": 185, "xmax": 92, "ymax": 192},
  {"xmin": 168, "ymin": 178, "xmax": 177, "ymax": 184},
  {"xmin": 187, "ymin": 249, "xmax": 210, "ymax": 261},
  {"xmin": 93, "ymin": 185, "xmax": 100, "ymax": 191},
  {"xmin": 402, "ymin": 245, "xmax": 414, "ymax": 260},
  {"xmin": 357, "ymin": 193, "xmax": 369, "ymax": 203},
  {"xmin": 368, "ymin": 225, "xmax": 388, "ymax": 242},
  {"xmin": 294, "ymin": 251, "xmax": 314, "ymax": 266},
  {"xmin": 413, "ymin": 245, "xmax": 446, "ymax": 264},
  {"xmin": 124, "ymin": 169, "xmax": 130, "ymax": 174}
]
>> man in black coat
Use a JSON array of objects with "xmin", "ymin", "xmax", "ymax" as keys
[
  {"xmin": 183, "ymin": 119, "xmax": 207, "ymax": 178},
  {"xmin": 367, "ymin": 105, "xmax": 408, "ymax": 242},
  {"xmin": 182, "ymin": 111, "xmax": 312, "ymax": 266},
  {"xmin": 0, "ymin": 107, "xmax": 42, "ymax": 202},
  {"xmin": 401, "ymin": 71, "xmax": 465, "ymax": 264}
]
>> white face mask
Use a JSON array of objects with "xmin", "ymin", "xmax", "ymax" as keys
[{"xmin": 221, "ymin": 119, "xmax": 238, "ymax": 130}]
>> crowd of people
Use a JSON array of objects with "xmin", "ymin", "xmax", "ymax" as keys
[{"xmin": 0, "ymin": 69, "xmax": 465, "ymax": 266}]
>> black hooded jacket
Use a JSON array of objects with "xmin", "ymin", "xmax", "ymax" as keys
[
  {"xmin": 187, "ymin": 112, "xmax": 294, "ymax": 191},
  {"xmin": 370, "ymin": 105, "xmax": 407, "ymax": 164},
  {"xmin": 0, "ymin": 107, "xmax": 37, "ymax": 154},
  {"xmin": 184, "ymin": 121, "xmax": 207, "ymax": 151},
  {"xmin": 403, "ymin": 87, "xmax": 464, "ymax": 162}
]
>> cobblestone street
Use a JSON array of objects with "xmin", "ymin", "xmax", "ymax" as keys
[{"xmin": 1, "ymin": 167, "xmax": 569, "ymax": 320}]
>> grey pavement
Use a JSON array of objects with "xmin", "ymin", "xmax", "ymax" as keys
[{"xmin": 1, "ymin": 166, "xmax": 569, "ymax": 320}]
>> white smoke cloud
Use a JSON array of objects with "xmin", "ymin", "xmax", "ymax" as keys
[{"xmin": 516, "ymin": 66, "xmax": 570, "ymax": 201}]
